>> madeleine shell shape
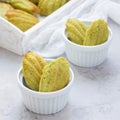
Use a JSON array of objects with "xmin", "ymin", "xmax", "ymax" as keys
[
  {"xmin": 84, "ymin": 19, "xmax": 109, "ymax": 46},
  {"xmin": 38, "ymin": 0, "xmax": 69, "ymax": 16},
  {"xmin": 22, "ymin": 52, "xmax": 47, "ymax": 91},
  {"xmin": 5, "ymin": 9, "xmax": 39, "ymax": 31},
  {"xmin": 0, "ymin": 3, "xmax": 14, "ymax": 18},
  {"xmin": 66, "ymin": 18, "xmax": 87, "ymax": 45},
  {"xmin": 2, "ymin": 0, "xmax": 40, "ymax": 15},
  {"xmin": 39, "ymin": 57, "xmax": 70, "ymax": 92}
]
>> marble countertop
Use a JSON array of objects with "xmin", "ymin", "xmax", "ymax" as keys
[{"xmin": 0, "ymin": 18, "xmax": 120, "ymax": 120}]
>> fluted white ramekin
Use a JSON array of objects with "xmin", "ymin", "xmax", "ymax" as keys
[
  {"xmin": 63, "ymin": 20, "xmax": 112, "ymax": 67},
  {"xmin": 17, "ymin": 60, "xmax": 74, "ymax": 114}
]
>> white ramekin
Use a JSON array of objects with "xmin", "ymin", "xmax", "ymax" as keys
[
  {"xmin": 17, "ymin": 60, "xmax": 74, "ymax": 114},
  {"xmin": 63, "ymin": 20, "xmax": 112, "ymax": 67}
]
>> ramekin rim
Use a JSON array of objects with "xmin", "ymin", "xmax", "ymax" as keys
[{"xmin": 17, "ymin": 66, "xmax": 74, "ymax": 96}]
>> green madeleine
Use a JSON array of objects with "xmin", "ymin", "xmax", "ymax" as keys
[
  {"xmin": 39, "ymin": 57, "xmax": 70, "ymax": 92},
  {"xmin": 84, "ymin": 19, "xmax": 109, "ymax": 46},
  {"xmin": 66, "ymin": 18, "xmax": 87, "ymax": 45},
  {"xmin": 22, "ymin": 52, "xmax": 47, "ymax": 91},
  {"xmin": 2, "ymin": 0, "xmax": 40, "ymax": 15},
  {"xmin": 38, "ymin": 0, "xmax": 69, "ymax": 16}
]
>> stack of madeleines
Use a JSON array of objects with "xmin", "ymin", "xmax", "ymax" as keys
[
  {"xmin": 0, "ymin": 0, "xmax": 69, "ymax": 31},
  {"xmin": 66, "ymin": 18, "xmax": 109, "ymax": 46},
  {"xmin": 22, "ymin": 52, "xmax": 70, "ymax": 92}
]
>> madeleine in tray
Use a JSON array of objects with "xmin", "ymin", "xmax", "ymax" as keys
[
  {"xmin": 38, "ymin": 0, "xmax": 69, "ymax": 16},
  {"xmin": 0, "ymin": 3, "xmax": 14, "ymax": 18},
  {"xmin": 0, "ymin": 0, "xmax": 69, "ymax": 31},
  {"xmin": 5, "ymin": 9, "xmax": 39, "ymax": 31},
  {"xmin": 2, "ymin": 0, "xmax": 40, "ymax": 15},
  {"xmin": 0, "ymin": 0, "xmax": 40, "ymax": 31}
]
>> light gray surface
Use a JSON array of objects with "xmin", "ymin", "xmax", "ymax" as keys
[{"xmin": 0, "ymin": 19, "xmax": 120, "ymax": 120}]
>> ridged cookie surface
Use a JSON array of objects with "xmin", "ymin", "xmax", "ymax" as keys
[
  {"xmin": 84, "ymin": 19, "xmax": 109, "ymax": 46},
  {"xmin": 22, "ymin": 52, "xmax": 47, "ymax": 91},
  {"xmin": 38, "ymin": 0, "xmax": 69, "ymax": 16},
  {"xmin": 2, "ymin": 0, "xmax": 40, "ymax": 15},
  {"xmin": 6, "ymin": 9, "xmax": 39, "ymax": 31},
  {"xmin": 39, "ymin": 57, "xmax": 70, "ymax": 92},
  {"xmin": 66, "ymin": 18, "xmax": 87, "ymax": 45},
  {"xmin": 0, "ymin": 3, "xmax": 13, "ymax": 18}
]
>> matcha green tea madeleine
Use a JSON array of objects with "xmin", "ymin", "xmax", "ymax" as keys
[
  {"xmin": 66, "ymin": 18, "xmax": 87, "ymax": 45},
  {"xmin": 2, "ymin": 0, "xmax": 40, "ymax": 15},
  {"xmin": 0, "ymin": 3, "xmax": 14, "ymax": 18},
  {"xmin": 22, "ymin": 52, "xmax": 47, "ymax": 91},
  {"xmin": 84, "ymin": 19, "xmax": 109, "ymax": 46},
  {"xmin": 39, "ymin": 57, "xmax": 70, "ymax": 92},
  {"xmin": 38, "ymin": 0, "xmax": 69, "ymax": 16},
  {"xmin": 5, "ymin": 9, "xmax": 39, "ymax": 31}
]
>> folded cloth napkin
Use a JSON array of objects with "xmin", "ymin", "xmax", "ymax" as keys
[{"xmin": 23, "ymin": 0, "xmax": 120, "ymax": 58}]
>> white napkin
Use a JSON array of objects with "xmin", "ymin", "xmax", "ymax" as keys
[{"xmin": 24, "ymin": 0, "xmax": 120, "ymax": 58}]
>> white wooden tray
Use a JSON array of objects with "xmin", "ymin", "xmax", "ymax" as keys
[{"xmin": 0, "ymin": 0, "xmax": 81, "ymax": 55}]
